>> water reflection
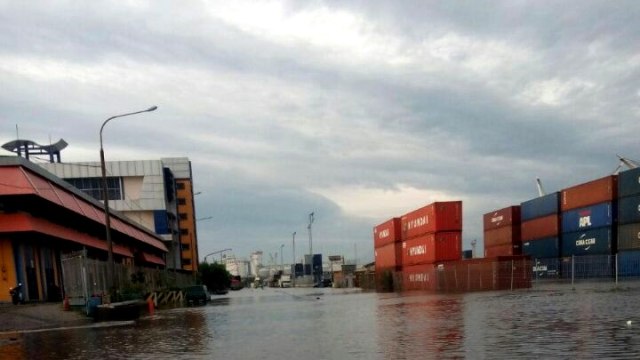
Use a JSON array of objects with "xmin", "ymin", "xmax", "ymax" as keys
[{"xmin": 3, "ymin": 285, "xmax": 640, "ymax": 359}]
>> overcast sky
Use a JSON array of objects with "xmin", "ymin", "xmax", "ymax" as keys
[{"xmin": 1, "ymin": 1, "xmax": 639, "ymax": 265}]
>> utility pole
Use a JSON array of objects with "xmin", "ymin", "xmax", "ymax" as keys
[{"xmin": 292, "ymin": 231, "xmax": 296, "ymax": 287}]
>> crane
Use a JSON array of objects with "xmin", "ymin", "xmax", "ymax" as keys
[
  {"xmin": 613, "ymin": 154, "xmax": 639, "ymax": 174},
  {"xmin": 535, "ymin": 178, "xmax": 546, "ymax": 197}
]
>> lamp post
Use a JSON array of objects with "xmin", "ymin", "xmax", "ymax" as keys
[
  {"xmin": 204, "ymin": 248, "xmax": 232, "ymax": 264},
  {"xmin": 100, "ymin": 106, "xmax": 157, "ymax": 292},
  {"xmin": 308, "ymin": 212, "xmax": 314, "ymax": 283},
  {"xmin": 280, "ymin": 244, "xmax": 284, "ymax": 273},
  {"xmin": 292, "ymin": 231, "xmax": 296, "ymax": 287}
]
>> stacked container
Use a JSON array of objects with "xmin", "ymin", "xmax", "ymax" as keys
[
  {"xmin": 617, "ymin": 168, "xmax": 640, "ymax": 276},
  {"xmin": 560, "ymin": 175, "xmax": 617, "ymax": 257},
  {"xmin": 520, "ymin": 192, "xmax": 561, "ymax": 259},
  {"xmin": 483, "ymin": 206, "xmax": 521, "ymax": 257},
  {"xmin": 373, "ymin": 218, "xmax": 402, "ymax": 272},
  {"xmin": 400, "ymin": 201, "xmax": 463, "ymax": 290}
]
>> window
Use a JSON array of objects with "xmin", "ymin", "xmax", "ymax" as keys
[
  {"xmin": 182, "ymin": 258, "xmax": 192, "ymax": 266},
  {"xmin": 182, "ymin": 243, "xmax": 190, "ymax": 251},
  {"xmin": 180, "ymin": 228, "xmax": 189, "ymax": 235},
  {"xmin": 176, "ymin": 182, "xmax": 185, "ymax": 190},
  {"xmin": 179, "ymin": 213, "xmax": 188, "ymax": 220},
  {"xmin": 177, "ymin": 198, "xmax": 186, "ymax": 205},
  {"xmin": 66, "ymin": 177, "xmax": 123, "ymax": 201}
]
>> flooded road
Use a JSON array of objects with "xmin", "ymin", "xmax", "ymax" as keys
[{"xmin": 2, "ymin": 284, "xmax": 640, "ymax": 359}]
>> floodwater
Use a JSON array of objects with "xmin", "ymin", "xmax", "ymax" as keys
[{"xmin": 3, "ymin": 283, "xmax": 640, "ymax": 359}]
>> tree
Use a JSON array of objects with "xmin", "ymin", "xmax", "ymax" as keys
[{"xmin": 198, "ymin": 262, "xmax": 231, "ymax": 292}]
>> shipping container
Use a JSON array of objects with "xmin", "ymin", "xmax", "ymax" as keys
[
  {"xmin": 374, "ymin": 267, "xmax": 401, "ymax": 292},
  {"xmin": 618, "ymin": 223, "xmax": 640, "ymax": 250},
  {"xmin": 401, "ymin": 232, "xmax": 462, "ymax": 266},
  {"xmin": 484, "ymin": 225, "xmax": 521, "ymax": 248},
  {"xmin": 618, "ymin": 250, "xmax": 640, "ymax": 277},
  {"xmin": 401, "ymin": 264, "xmax": 437, "ymax": 291},
  {"xmin": 434, "ymin": 256, "xmax": 531, "ymax": 292},
  {"xmin": 521, "ymin": 215, "xmax": 560, "ymax": 241},
  {"xmin": 374, "ymin": 242, "xmax": 403, "ymax": 270},
  {"xmin": 561, "ymin": 175, "xmax": 617, "ymax": 211},
  {"xmin": 560, "ymin": 255, "xmax": 614, "ymax": 279},
  {"xmin": 373, "ymin": 218, "xmax": 402, "ymax": 248},
  {"xmin": 618, "ymin": 195, "xmax": 640, "ymax": 225},
  {"xmin": 618, "ymin": 167, "xmax": 640, "ymax": 198},
  {"xmin": 483, "ymin": 206, "xmax": 521, "ymax": 231},
  {"xmin": 484, "ymin": 244, "xmax": 521, "ymax": 258},
  {"xmin": 561, "ymin": 227, "xmax": 613, "ymax": 256},
  {"xmin": 522, "ymin": 237, "xmax": 559, "ymax": 259},
  {"xmin": 561, "ymin": 202, "xmax": 614, "ymax": 233},
  {"xmin": 531, "ymin": 257, "xmax": 562, "ymax": 279},
  {"xmin": 401, "ymin": 201, "xmax": 462, "ymax": 240},
  {"xmin": 520, "ymin": 192, "xmax": 560, "ymax": 221}
]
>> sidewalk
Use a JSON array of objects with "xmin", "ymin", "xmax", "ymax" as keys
[{"xmin": 0, "ymin": 303, "xmax": 92, "ymax": 333}]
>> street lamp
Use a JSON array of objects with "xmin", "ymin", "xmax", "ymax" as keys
[
  {"xmin": 280, "ymin": 244, "xmax": 284, "ymax": 273},
  {"xmin": 308, "ymin": 212, "xmax": 314, "ymax": 282},
  {"xmin": 100, "ymin": 106, "xmax": 157, "ymax": 292},
  {"xmin": 292, "ymin": 231, "xmax": 296, "ymax": 287},
  {"xmin": 204, "ymin": 248, "xmax": 232, "ymax": 263}
]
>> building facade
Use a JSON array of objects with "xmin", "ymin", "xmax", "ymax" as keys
[
  {"xmin": 0, "ymin": 156, "xmax": 167, "ymax": 302},
  {"xmin": 40, "ymin": 157, "xmax": 200, "ymax": 273}
]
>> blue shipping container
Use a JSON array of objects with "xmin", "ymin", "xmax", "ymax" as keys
[
  {"xmin": 618, "ymin": 167, "xmax": 640, "ymax": 198},
  {"xmin": 618, "ymin": 250, "xmax": 640, "ymax": 277},
  {"xmin": 618, "ymin": 223, "xmax": 640, "ymax": 250},
  {"xmin": 562, "ymin": 202, "xmax": 614, "ymax": 233},
  {"xmin": 521, "ymin": 192, "xmax": 560, "ymax": 221},
  {"xmin": 618, "ymin": 195, "xmax": 640, "ymax": 225},
  {"xmin": 560, "ymin": 255, "xmax": 614, "ymax": 278},
  {"xmin": 522, "ymin": 237, "xmax": 559, "ymax": 259},
  {"xmin": 561, "ymin": 227, "xmax": 613, "ymax": 256}
]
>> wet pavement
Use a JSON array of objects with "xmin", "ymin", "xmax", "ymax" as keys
[{"xmin": 0, "ymin": 302, "xmax": 92, "ymax": 333}]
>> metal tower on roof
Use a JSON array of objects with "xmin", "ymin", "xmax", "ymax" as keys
[{"xmin": 2, "ymin": 138, "xmax": 68, "ymax": 163}]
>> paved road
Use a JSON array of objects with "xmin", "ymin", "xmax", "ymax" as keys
[{"xmin": 0, "ymin": 303, "xmax": 92, "ymax": 333}]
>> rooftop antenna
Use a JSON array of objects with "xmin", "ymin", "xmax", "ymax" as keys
[{"xmin": 536, "ymin": 178, "xmax": 546, "ymax": 197}]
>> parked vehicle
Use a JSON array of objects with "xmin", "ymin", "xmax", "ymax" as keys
[
  {"xmin": 184, "ymin": 285, "xmax": 210, "ymax": 305},
  {"xmin": 9, "ymin": 283, "xmax": 24, "ymax": 305},
  {"xmin": 279, "ymin": 275, "xmax": 291, "ymax": 288}
]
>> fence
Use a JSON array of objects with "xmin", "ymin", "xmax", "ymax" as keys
[
  {"xmin": 61, "ymin": 250, "xmax": 195, "ymax": 305},
  {"xmin": 533, "ymin": 253, "xmax": 640, "ymax": 286},
  {"xmin": 364, "ymin": 254, "xmax": 640, "ymax": 293}
]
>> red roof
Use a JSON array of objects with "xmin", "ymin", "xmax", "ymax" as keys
[
  {"xmin": 0, "ymin": 165, "xmax": 167, "ymax": 253},
  {"xmin": 0, "ymin": 213, "xmax": 133, "ymax": 257}
]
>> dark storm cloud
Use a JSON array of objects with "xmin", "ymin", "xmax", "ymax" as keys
[{"xmin": 1, "ymin": 1, "xmax": 639, "ymax": 259}]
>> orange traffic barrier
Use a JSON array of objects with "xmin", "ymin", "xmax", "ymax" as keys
[{"xmin": 147, "ymin": 297, "xmax": 154, "ymax": 316}]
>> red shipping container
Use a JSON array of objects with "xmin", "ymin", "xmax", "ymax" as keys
[
  {"xmin": 484, "ymin": 226, "xmax": 521, "ymax": 248},
  {"xmin": 521, "ymin": 214, "xmax": 559, "ymax": 241},
  {"xmin": 402, "ymin": 232, "xmax": 462, "ymax": 266},
  {"xmin": 374, "ymin": 242, "xmax": 402, "ymax": 270},
  {"xmin": 373, "ymin": 218, "xmax": 402, "ymax": 248},
  {"xmin": 402, "ymin": 264, "xmax": 437, "ymax": 291},
  {"xmin": 401, "ymin": 201, "xmax": 462, "ymax": 239},
  {"xmin": 484, "ymin": 243, "xmax": 521, "ymax": 258},
  {"xmin": 561, "ymin": 175, "xmax": 618, "ymax": 211},
  {"xmin": 483, "ymin": 206, "xmax": 521, "ymax": 231}
]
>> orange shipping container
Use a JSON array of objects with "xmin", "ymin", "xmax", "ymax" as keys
[
  {"xmin": 374, "ymin": 242, "xmax": 402, "ymax": 270},
  {"xmin": 402, "ymin": 232, "xmax": 462, "ymax": 266},
  {"xmin": 401, "ymin": 201, "xmax": 462, "ymax": 240},
  {"xmin": 483, "ymin": 206, "xmax": 521, "ymax": 231},
  {"xmin": 561, "ymin": 175, "xmax": 617, "ymax": 211},
  {"xmin": 484, "ymin": 226, "xmax": 521, "ymax": 248},
  {"xmin": 484, "ymin": 243, "xmax": 521, "ymax": 258},
  {"xmin": 521, "ymin": 214, "xmax": 559, "ymax": 241},
  {"xmin": 373, "ymin": 218, "xmax": 402, "ymax": 248},
  {"xmin": 402, "ymin": 264, "xmax": 437, "ymax": 291}
]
